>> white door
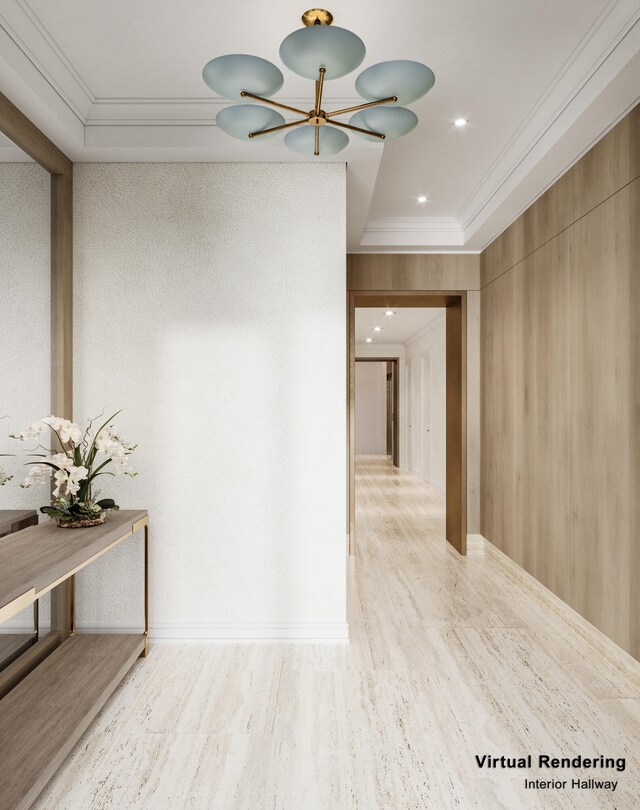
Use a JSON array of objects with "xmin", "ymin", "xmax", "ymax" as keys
[
  {"xmin": 409, "ymin": 358, "xmax": 422, "ymax": 476},
  {"xmin": 421, "ymin": 351, "xmax": 431, "ymax": 483},
  {"xmin": 406, "ymin": 359, "xmax": 412, "ymax": 471}
]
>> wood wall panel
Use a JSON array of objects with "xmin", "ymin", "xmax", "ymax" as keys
[
  {"xmin": 445, "ymin": 298, "xmax": 466, "ymax": 555},
  {"xmin": 566, "ymin": 183, "xmax": 636, "ymax": 653},
  {"xmin": 465, "ymin": 291, "xmax": 481, "ymax": 533},
  {"xmin": 480, "ymin": 270, "xmax": 515, "ymax": 560},
  {"xmin": 515, "ymin": 235, "xmax": 569, "ymax": 600},
  {"xmin": 481, "ymin": 105, "xmax": 640, "ymax": 288},
  {"xmin": 481, "ymin": 104, "xmax": 640, "ymax": 660},
  {"xmin": 347, "ymin": 253, "xmax": 480, "ymax": 291}
]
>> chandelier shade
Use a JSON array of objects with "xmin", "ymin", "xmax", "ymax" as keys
[
  {"xmin": 216, "ymin": 104, "xmax": 286, "ymax": 140},
  {"xmin": 202, "ymin": 54, "xmax": 284, "ymax": 101},
  {"xmin": 202, "ymin": 10, "xmax": 435, "ymax": 157},
  {"xmin": 355, "ymin": 60, "xmax": 435, "ymax": 106},
  {"xmin": 279, "ymin": 25, "xmax": 366, "ymax": 80},
  {"xmin": 284, "ymin": 124, "xmax": 349, "ymax": 156},
  {"xmin": 349, "ymin": 106, "xmax": 418, "ymax": 141}
]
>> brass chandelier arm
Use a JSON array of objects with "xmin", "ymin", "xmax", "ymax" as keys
[
  {"xmin": 314, "ymin": 125, "xmax": 320, "ymax": 157},
  {"xmin": 240, "ymin": 91, "xmax": 309, "ymax": 117},
  {"xmin": 248, "ymin": 117, "xmax": 309, "ymax": 139},
  {"xmin": 328, "ymin": 119, "xmax": 385, "ymax": 140},
  {"xmin": 314, "ymin": 67, "xmax": 326, "ymax": 115},
  {"xmin": 326, "ymin": 96, "xmax": 398, "ymax": 118}
]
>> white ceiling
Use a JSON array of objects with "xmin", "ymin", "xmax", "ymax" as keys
[
  {"xmin": 355, "ymin": 307, "xmax": 443, "ymax": 345},
  {"xmin": 1, "ymin": 0, "xmax": 639, "ymax": 250}
]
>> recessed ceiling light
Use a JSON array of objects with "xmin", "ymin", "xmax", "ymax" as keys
[
  {"xmin": 384, "ymin": 310, "xmax": 396, "ymax": 316},
  {"xmin": 365, "ymin": 337, "xmax": 373, "ymax": 343},
  {"xmin": 417, "ymin": 195, "xmax": 428, "ymax": 203},
  {"xmin": 373, "ymin": 326, "xmax": 383, "ymax": 332},
  {"xmin": 454, "ymin": 118, "xmax": 468, "ymax": 127}
]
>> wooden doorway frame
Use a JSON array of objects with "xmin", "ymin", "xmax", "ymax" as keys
[
  {"xmin": 349, "ymin": 291, "xmax": 467, "ymax": 556},
  {"xmin": 0, "ymin": 92, "xmax": 73, "ymax": 695},
  {"xmin": 355, "ymin": 357, "xmax": 400, "ymax": 468}
]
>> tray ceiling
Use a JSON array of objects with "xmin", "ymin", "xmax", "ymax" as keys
[{"xmin": 1, "ymin": 0, "xmax": 639, "ymax": 251}]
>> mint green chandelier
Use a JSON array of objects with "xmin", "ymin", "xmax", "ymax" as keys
[{"xmin": 203, "ymin": 9, "xmax": 435, "ymax": 157}]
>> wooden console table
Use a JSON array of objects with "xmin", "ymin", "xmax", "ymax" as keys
[
  {"xmin": 0, "ymin": 509, "xmax": 149, "ymax": 810},
  {"xmin": 0, "ymin": 509, "xmax": 38, "ymax": 538},
  {"xmin": 0, "ymin": 511, "xmax": 39, "ymax": 672}
]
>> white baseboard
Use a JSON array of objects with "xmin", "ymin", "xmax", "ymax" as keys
[
  {"xmin": 484, "ymin": 538, "xmax": 640, "ymax": 679},
  {"xmin": 74, "ymin": 623, "xmax": 350, "ymax": 644},
  {"xmin": 465, "ymin": 534, "xmax": 485, "ymax": 555},
  {"xmin": 427, "ymin": 481, "xmax": 446, "ymax": 496}
]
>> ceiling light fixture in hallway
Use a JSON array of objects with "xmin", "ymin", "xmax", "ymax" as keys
[{"xmin": 203, "ymin": 9, "xmax": 435, "ymax": 156}]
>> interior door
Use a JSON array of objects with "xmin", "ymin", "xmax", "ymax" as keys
[
  {"xmin": 406, "ymin": 359, "xmax": 413, "ymax": 471},
  {"xmin": 386, "ymin": 365, "xmax": 392, "ymax": 457},
  {"xmin": 411, "ymin": 357, "xmax": 422, "ymax": 476},
  {"xmin": 421, "ymin": 351, "xmax": 431, "ymax": 483}
]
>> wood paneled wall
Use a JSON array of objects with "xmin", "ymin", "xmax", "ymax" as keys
[
  {"xmin": 481, "ymin": 105, "xmax": 640, "ymax": 660},
  {"xmin": 348, "ymin": 253, "xmax": 480, "ymax": 291}
]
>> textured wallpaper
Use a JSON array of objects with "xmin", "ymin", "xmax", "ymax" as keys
[{"xmin": 73, "ymin": 163, "xmax": 347, "ymax": 638}]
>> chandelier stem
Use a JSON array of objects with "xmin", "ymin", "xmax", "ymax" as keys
[
  {"xmin": 328, "ymin": 119, "xmax": 385, "ymax": 140},
  {"xmin": 326, "ymin": 96, "xmax": 398, "ymax": 118},
  {"xmin": 248, "ymin": 117, "xmax": 309, "ymax": 139},
  {"xmin": 240, "ymin": 91, "xmax": 309, "ymax": 117},
  {"xmin": 314, "ymin": 67, "xmax": 326, "ymax": 115},
  {"xmin": 314, "ymin": 125, "xmax": 320, "ymax": 157}
]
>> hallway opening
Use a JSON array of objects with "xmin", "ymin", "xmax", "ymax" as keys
[{"xmin": 349, "ymin": 293, "xmax": 467, "ymax": 556}]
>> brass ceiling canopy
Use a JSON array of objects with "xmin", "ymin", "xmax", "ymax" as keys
[
  {"xmin": 302, "ymin": 8, "xmax": 334, "ymax": 26},
  {"xmin": 203, "ymin": 9, "xmax": 436, "ymax": 157}
]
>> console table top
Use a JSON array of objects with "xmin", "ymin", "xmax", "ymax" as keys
[{"xmin": 0, "ymin": 509, "xmax": 148, "ymax": 622}]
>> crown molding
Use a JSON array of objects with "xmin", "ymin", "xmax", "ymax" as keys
[
  {"xmin": 360, "ymin": 216, "xmax": 464, "ymax": 247},
  {"xmin": 457, "ymin": 0, "xmax": 640, "ymax": 240},
  {"xmin": 1, "ymin": 0, "xmax": 639, "ymax": 252},
  {"xmin": 0, "ymin": 0, "xmax": 94, "ymax": 120}
]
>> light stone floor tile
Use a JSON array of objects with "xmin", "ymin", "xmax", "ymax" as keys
[{"xmin": 32, "ymin": 456, "xmax": 640, "ymax": 809}]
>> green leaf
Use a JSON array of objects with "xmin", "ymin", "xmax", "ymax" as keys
[{"xmin": 88, "ymin": 457, "xmax": 112, "ymax": 481}]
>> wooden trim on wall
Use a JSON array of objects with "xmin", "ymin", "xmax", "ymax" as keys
[
  {"xmin": 348, "ymin": 253, "xmax": 480, "ymax": 291},
  {"xmin": 445, "ymin": 297, "xmax": 467, "ymax": 555},
  {"xmin": 51, "ymin": 174, "xmax": 73, "ymax": 421},
  {"xmin": 0, "ymin": 92, "xmax": 72, "ymax": 179},
  {"xmin": 0, "ymin": 94, "xmax": 74, "ymax": 648}
]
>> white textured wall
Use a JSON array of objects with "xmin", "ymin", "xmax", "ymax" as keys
[
  {"xmin": 0, "ymin": 162, "xmax": 51, "ymax": 629},
  {"xmin": 355, "ymin": 362, "xmax": 386, "ymax": 455},
  {"xmin": 73, "ymin": 163, "xmax": 347, "ymax": 640},
  {"xmin": 404, "ymin": 314, "xmax": 446, "ymax": 493}
]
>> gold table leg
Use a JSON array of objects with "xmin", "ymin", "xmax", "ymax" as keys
[{"xmin": 142, "ymin": 523, "xmax": 149, "ymax": 657}]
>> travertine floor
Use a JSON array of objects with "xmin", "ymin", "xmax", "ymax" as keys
[{"xmin": 34, "ymin": 456, "xmax": 640, "ymax": 809}]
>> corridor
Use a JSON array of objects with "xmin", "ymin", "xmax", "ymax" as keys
[{"xmin": 34, "ymin": 457, "xmax": 640, "ymax": 809}]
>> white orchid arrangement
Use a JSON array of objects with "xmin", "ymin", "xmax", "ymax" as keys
[{"xmin": 10, "ymin": 411, "xmax": 137, "ymax": 524}]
